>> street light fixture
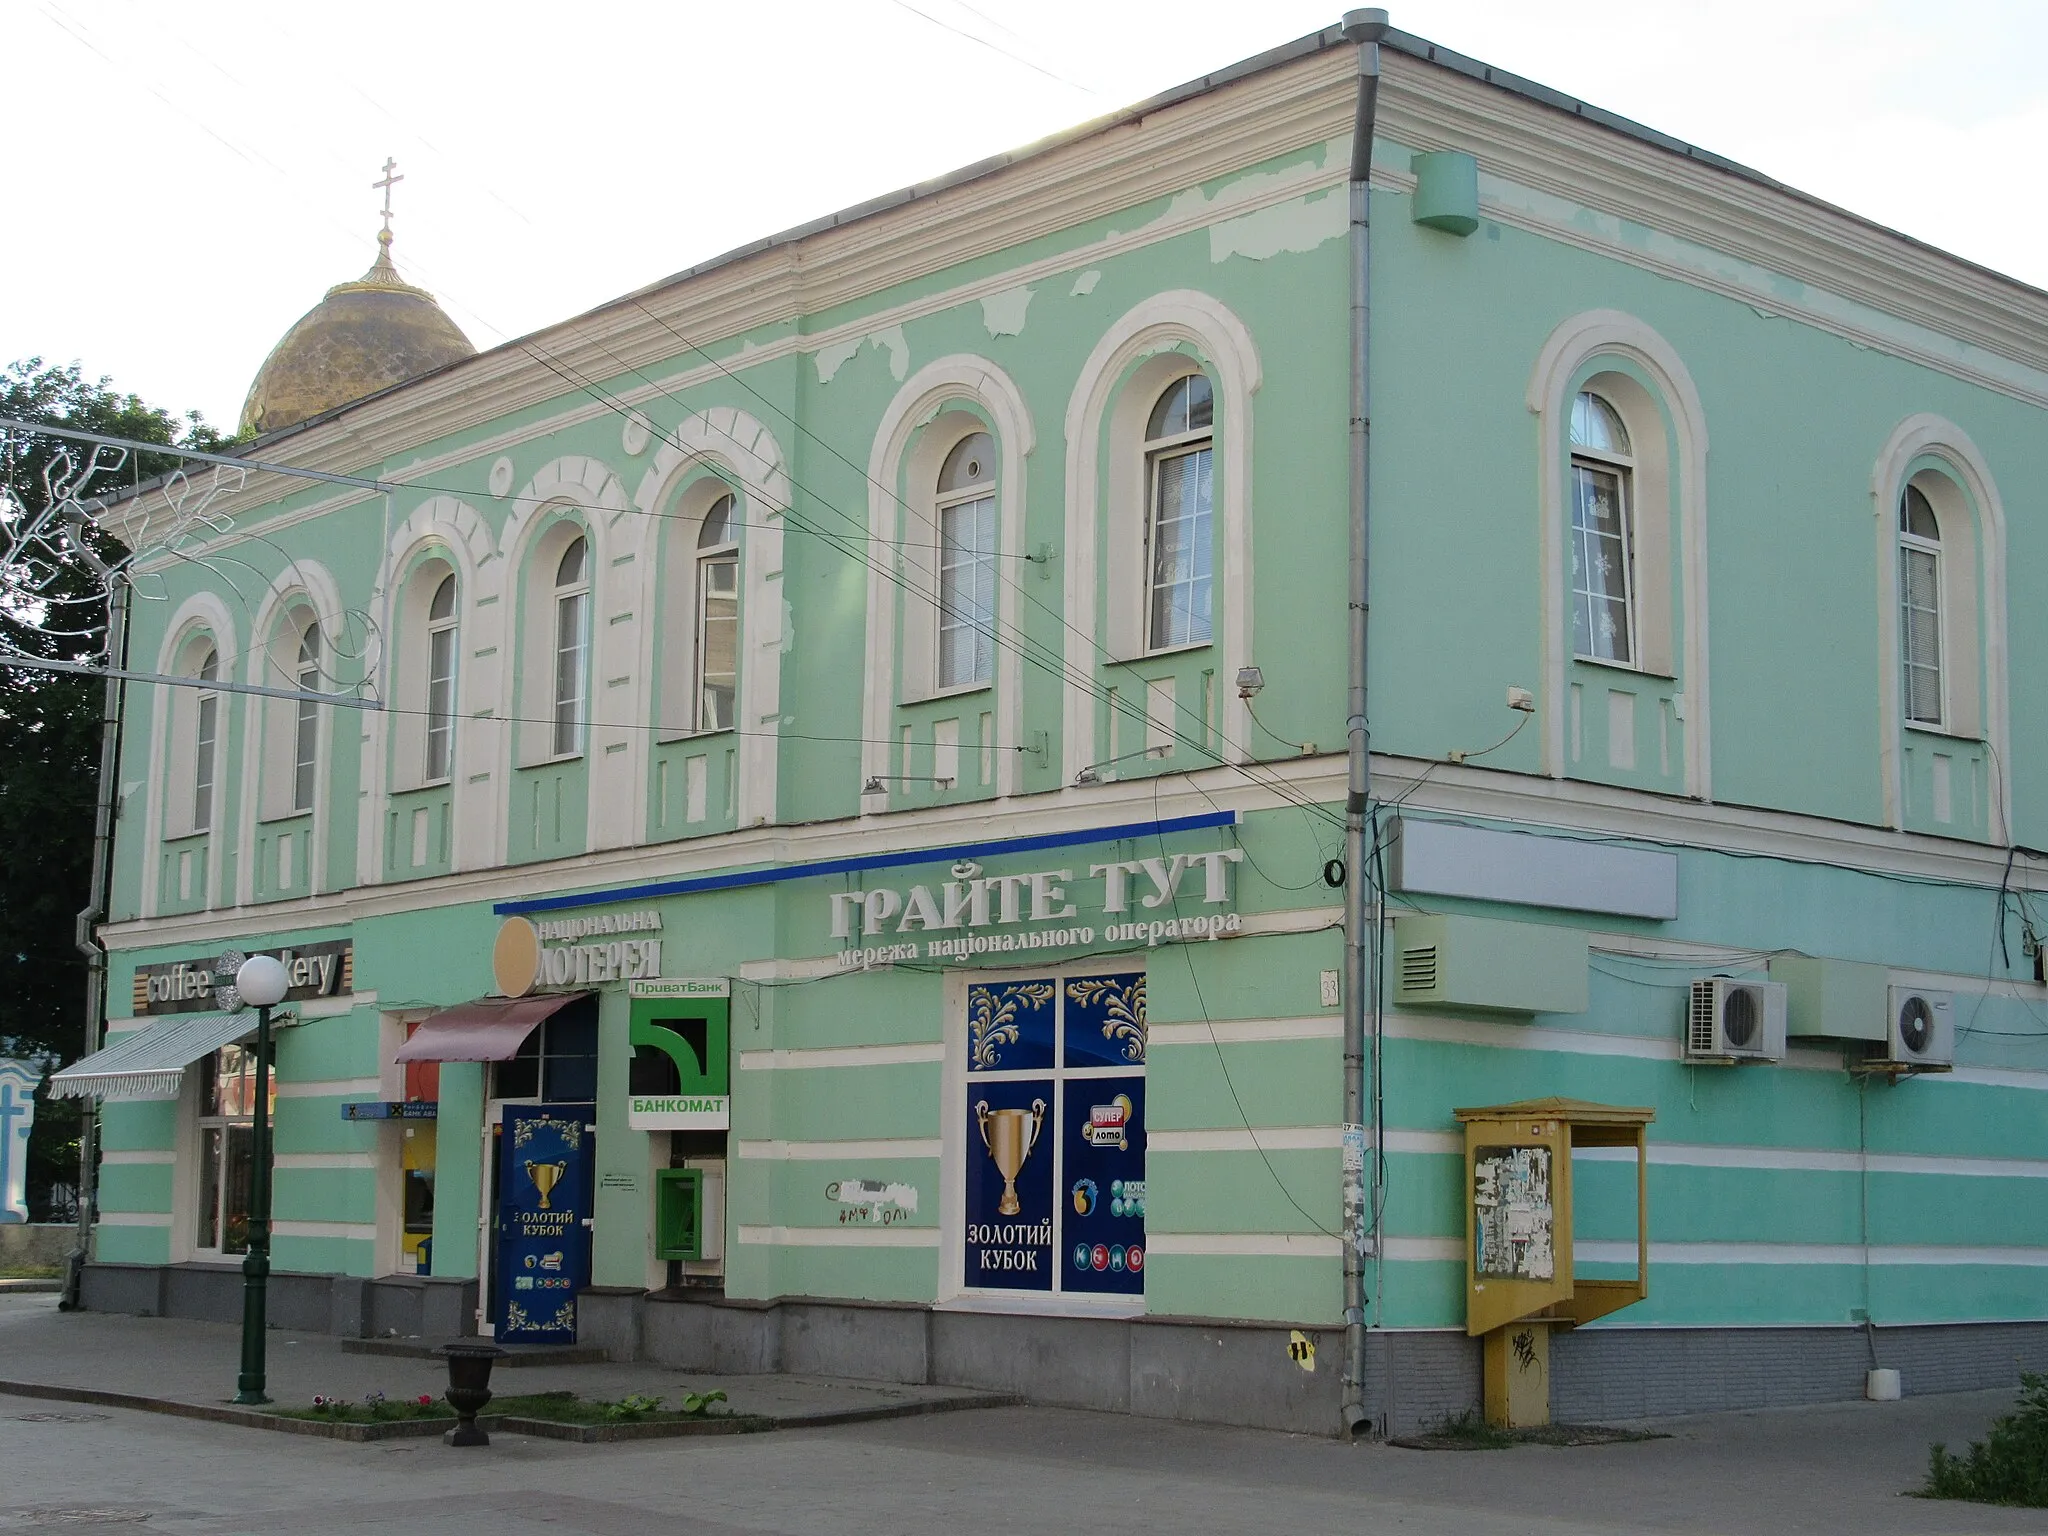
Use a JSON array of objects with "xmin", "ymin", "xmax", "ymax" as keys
[{"xmin": 231, "ymin": 953, "xmax": 288, "ymax": 1406}]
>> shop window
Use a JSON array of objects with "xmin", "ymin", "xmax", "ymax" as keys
[
  {"xmin": 957, "ymin": 970, "xmax": 1146, "ymax": 1301},
  {"xmin": 491, "ymin": 996, "xmax": 599, "ymax": 1104},
  {"xmin": 193, "ymin": 1044, "xmax": 271, "ymax": 1258}
]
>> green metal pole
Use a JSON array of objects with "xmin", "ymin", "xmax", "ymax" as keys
[{"xmin": 234, "ymin": 1004, "xmax": 273, "ymax": 1405}]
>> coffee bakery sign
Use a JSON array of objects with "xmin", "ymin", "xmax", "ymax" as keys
[
  {"xmin": 831, "ymin": 851, "xmax": 1246, "ymax": 971},
  {"xmin": 131, "ymin": 940, "xmax": 353, "ymax": 1016}
]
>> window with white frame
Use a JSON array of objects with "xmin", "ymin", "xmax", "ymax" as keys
[
  {"xmin": 1569, "ymin": 389, "xmax": 1636, "ymax": 665},
  {"xmin": 193, "ymin": 1043, "xmax": 268, "ymax": 1256},
  {"xmin": 936, "ymin": 433, "xmax": 997, "ymax": 689},
  {"xmin": 425, "ymin": 573, "xmax": 458, "ymax": 781},
  {"xmin": 1899, "ymin": 483, "xmax": 1944, "ymax": 728},
  {"xmin": 695, "ymin": 494, "xmax": 739, "ymax": 731},
  {"xmin": 194, "ymin": 646, "xmax": 220, "ymax": 834},
  {"xmin": 1143, "ymin": 375, "xmax": 1214, "ymax": 651},
  {"xmin": 291, "ymin": 620, "xmax": 320, "ymax": 813},
  {"xmin": 551, "ymin": 535, "xmax": 589, "ymax": 757}
]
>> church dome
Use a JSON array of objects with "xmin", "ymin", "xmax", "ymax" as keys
[{"xmin": 239, "ymin": 230, "xmax": 475, "ymax": 437}]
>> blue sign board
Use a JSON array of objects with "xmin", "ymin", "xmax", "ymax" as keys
[
  {"xmin": 496, "ymin": 1104, "xmax": 592, "ymax": 1341},
  {"xmin": 0, "ymin": 1061, "xmax": 38, "ymax": 1224}
]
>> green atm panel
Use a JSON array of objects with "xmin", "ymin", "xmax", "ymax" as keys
[{"xmin": 655, "ymin": 1168, "xmax": 705, "ymax": 1261}]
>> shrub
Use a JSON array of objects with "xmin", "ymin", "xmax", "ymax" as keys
[{"xmin": 1924, "ymin": 1373, "xmax": 2048, "ymax": 1508}]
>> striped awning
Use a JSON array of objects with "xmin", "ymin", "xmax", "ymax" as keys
[{"xmin": 48, "ymin": 1012, "xmax": 255, "ymax": 1101}]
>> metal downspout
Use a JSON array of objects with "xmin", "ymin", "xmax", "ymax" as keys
[
  {"xmin": 1339, "ymin": 6, "xmax": 1387, "ymax": 1438},
  {"xmin": 61, "ymin": 579, "xmax": 128, "ymax": 1311}
]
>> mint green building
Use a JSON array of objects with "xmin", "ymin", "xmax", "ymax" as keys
[{"xmin": 63, "ymin": 21, "xmax": 2048, "ymax": 1433}]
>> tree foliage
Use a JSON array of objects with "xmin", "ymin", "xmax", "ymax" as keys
[{"xmin": 0, "ymin": 359, "xmax": 229, "ymax": 1215}]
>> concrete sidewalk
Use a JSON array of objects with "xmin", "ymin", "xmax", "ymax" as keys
[{"xmin": 0, "ymin": 1292, "xmax": 1004, "ymax": 1427}]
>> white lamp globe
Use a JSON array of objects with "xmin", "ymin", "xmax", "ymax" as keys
[{"xmin": 235, "ymin": 954, "xmax": 290, "ymax": 1009}]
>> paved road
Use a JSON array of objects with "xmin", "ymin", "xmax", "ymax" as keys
[{"xmin": 3, "ymin": 1378, "xmax": 2043, "ymax": 1534}]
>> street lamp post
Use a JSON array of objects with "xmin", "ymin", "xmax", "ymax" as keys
[{"xmin": 230, "ymin": 953, "xmax": 289, "ymax": 1406}]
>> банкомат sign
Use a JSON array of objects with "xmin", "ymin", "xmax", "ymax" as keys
[{"xmin": 131, "ymin": 939, "xmax": 353, "ymax": 1014}]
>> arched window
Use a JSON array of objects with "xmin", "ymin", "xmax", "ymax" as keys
[
  {"xmin": 193, "ymin": 646, "xmax": 219, "ymax": 833},
  {"xmin": 1570, "ymin": 389, "xmax": 1636, "ymax": 665},
  {"xmin": 425, "ymin": 573, "xmax": 458, "ymax": 780},
  {"xmin": 936, "ymin": 433, "xmax": 996, "ymax": 689},
  {"xmin": 291, "ymin": 621, "xmax": 321, "ymax": 813},
  {"xmin": 1144, "ymin": 374, "xmax": 1214, "ymax": 651},
  {"xmin": 695, "ymin": 494, "xmax": 739, "ymax": 731},
  {"xmin": 1898, "ymin": 484, "xmax": 1944, "ymax": 728},
  {"xmin": 551, "ymin": 535, "xmax": 589, "ymax": 757}
]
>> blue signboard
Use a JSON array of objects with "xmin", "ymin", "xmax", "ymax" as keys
[
  {"xmin": 496, "ymin": 1105, "xmax": 592, "ymax": 1341},
  {"xmin": 1063, "ymin": 1073, "xmax": 1145, "ymax": 1293},
  {"xmin": 0, "ymin": 1061, "xmax": 39, "ymax": 1224}
]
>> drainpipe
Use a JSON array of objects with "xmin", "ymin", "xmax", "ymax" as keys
[
  {"xmin": 61, "ymin": 576, "xmax": 128, "ymax": 1311},
  {"xmin": 1339, "ymin": 6, "xmax": 1388, "ymax": 1439}
]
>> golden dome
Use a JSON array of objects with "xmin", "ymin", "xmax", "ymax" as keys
[{"xmin": 239, "ymin": 231, "xmax": 475, "ymax": 437}]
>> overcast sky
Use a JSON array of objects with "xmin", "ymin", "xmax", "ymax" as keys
[{"xmin": 7, "ymin": 0, "xmax": 2044, "ymax": 433}]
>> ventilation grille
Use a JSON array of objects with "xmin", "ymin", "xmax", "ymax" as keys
[
  {"xmin": 1398, "ymin": 944, "xmax": 1439, "ymax": 995},
  {"xmin": 1687, "ymin": 980, "xmax": 1718, "ymax": 1053}
]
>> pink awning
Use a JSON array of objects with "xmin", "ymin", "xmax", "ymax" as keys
[{"xmin": 393, "ymin": 994, "xmax": 589, "ymax": 1063}]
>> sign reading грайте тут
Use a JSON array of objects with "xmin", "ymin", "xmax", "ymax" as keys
[
  {"xmin": 131, "ymin": 939, "xmax": 352, "ymax": 1015},
  {"xmin": 830, "ymin": 851, "xmax": 1245, "ymax": 971}
]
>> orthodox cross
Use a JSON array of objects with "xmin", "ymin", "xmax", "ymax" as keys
[{"xmin": 373, "ymin": 157, "xmax": 404, "ymax": 239}]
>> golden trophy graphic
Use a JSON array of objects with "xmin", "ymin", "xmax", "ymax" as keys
[
  {"xmin": 974, "ymin": 1098, "xmax": 1046, "ymax": 1216},
  {"xmin": 524, "ymin": 1160, "xmax": 568, "ymax": 1210}
]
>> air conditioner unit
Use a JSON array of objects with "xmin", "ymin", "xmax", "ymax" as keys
[
  {"xmin": 1868, "ymin": 986, "xmax": 1955, "ymax": 1073},
  {"xmin": 1684, "ymin": 978, "xmax": 1787, "ymax": 1063}
]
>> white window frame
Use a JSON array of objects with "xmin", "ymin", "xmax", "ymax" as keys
[
  {"xmin": 1141, "ymin": 378, "xmax": 1215, "ymax": 655},
  {"xmin": 291, "ymin": 622, "xmax": 321, "ymax": 814},
  {"xmin": 935, "ymin": 433, "xmax": 997, "ymax": 692},
  {"xmin": 694, "ymin": 494, "xmax": 740, "ymax": 733},
  {"xmin": 550, "ymin": 536, "xmax": 590, "ymax": 759},
  {"xmin": 191, "ymin": 1045, "xmax": 265, "ymax": 1261},
  {"xmin": 193, "ymin": 648, "xmax": 219, "ymax": 834},
  {"xmin": 1898, "ymin": 484, "xmax": 1946, "ymax": 730},
  {"xmin": 425, "ymin": 573, "xmax": 459, "ymax": 783},
  {"xmin": 1568, "ymin": 390, "xmax": 1639, "ymax": 669}
]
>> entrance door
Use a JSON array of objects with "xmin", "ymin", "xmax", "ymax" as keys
[{"xmin": 493, "ymin": 1103, "xmax": 594, "ymax": 1341}]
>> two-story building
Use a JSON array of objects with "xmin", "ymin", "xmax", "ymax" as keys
[{"xmin": 62, "ymin": 19, "xmax": 2048, "ymax": 1435}]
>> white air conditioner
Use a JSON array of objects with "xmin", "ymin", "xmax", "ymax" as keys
[
  {"xmin": 1685, "ymin": 978, "xmax": 1787, "ymax": 1064},
  {"xmin": 1871, "ymin": 986, "xmax": 1955, "ymax": 1072}
]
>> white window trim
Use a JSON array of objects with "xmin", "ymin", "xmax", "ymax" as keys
[
  {"xmin": 935, "ymin": 458, "xmax": 999, "ymax": 693},
  {"xmin": 935, "ymin": 959, "xmax": 1148, "ymax": 1313},
  {"xmin": 1061, "ymin": 292, "xmax": 1260, "ymax": 787},
  {"xmin": 630, "ymin": 407, "xmax": 791, "ymax": 833},
  {"xmin": 862, "ymin": 358, "xmax": 1034, "ymax": 807},
  {"xmin": 424, "ymin": 575, "xmax": 459, "ymax": 785},
  {"xmin": 368, "ymin": 498, "xmax": 494, "ymax": 884},
  {"xmin": 1567, "ymin": 408, "xmax": 1640, "ymax": 669},
  {"xmin": 1141, "ymin": 401, "xmax": 1216, "ymax": 656},
  {"xmin": 1872, "ymin": 415, "xmax": 2009, "ymax": 834},
  {"xmin": 550, "ymin": 538, "xmax": 592, "ymax": 761},
  {"xmin": 140, "ymin": 593, "xmax": 238, "ymax": 918},
  {"xmin": 694, "ymin": 499, "xmax": 741, "ymax": 733},
  {"xmin": 1528, "ymin": 310, "xmax": 1711, "ymax": 799},
  {"xmin": 236, "ymin": 564, "xmax": 344, "ymax": 904}
]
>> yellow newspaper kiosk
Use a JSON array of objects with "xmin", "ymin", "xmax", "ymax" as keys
[{"xmin": 1454, "ymin": 1097, "xmax": 1655, "ymax": 1427}]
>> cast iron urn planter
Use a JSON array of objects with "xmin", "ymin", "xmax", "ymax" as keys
[{"xmin": 438, "ymin": 1341, "xmax": 507, "ymax": 1446}]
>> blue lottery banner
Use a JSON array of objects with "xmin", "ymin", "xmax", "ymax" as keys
[
  {"xmin": 497, "ymin": 1105, "xmax": 592, "ymax": 1340},
  {"xmin": 1063, "ymin": 1073, "xmax": 1145, "ymax": 1293},
  {"xmin": 965, "ymin": 1078, "xmax": 1054, "ymax": 1290}
]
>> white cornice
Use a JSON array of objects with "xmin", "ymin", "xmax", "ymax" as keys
[{"xmin": 97, "ymin": 752, "xmax": 2034, "ymax": 953}]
